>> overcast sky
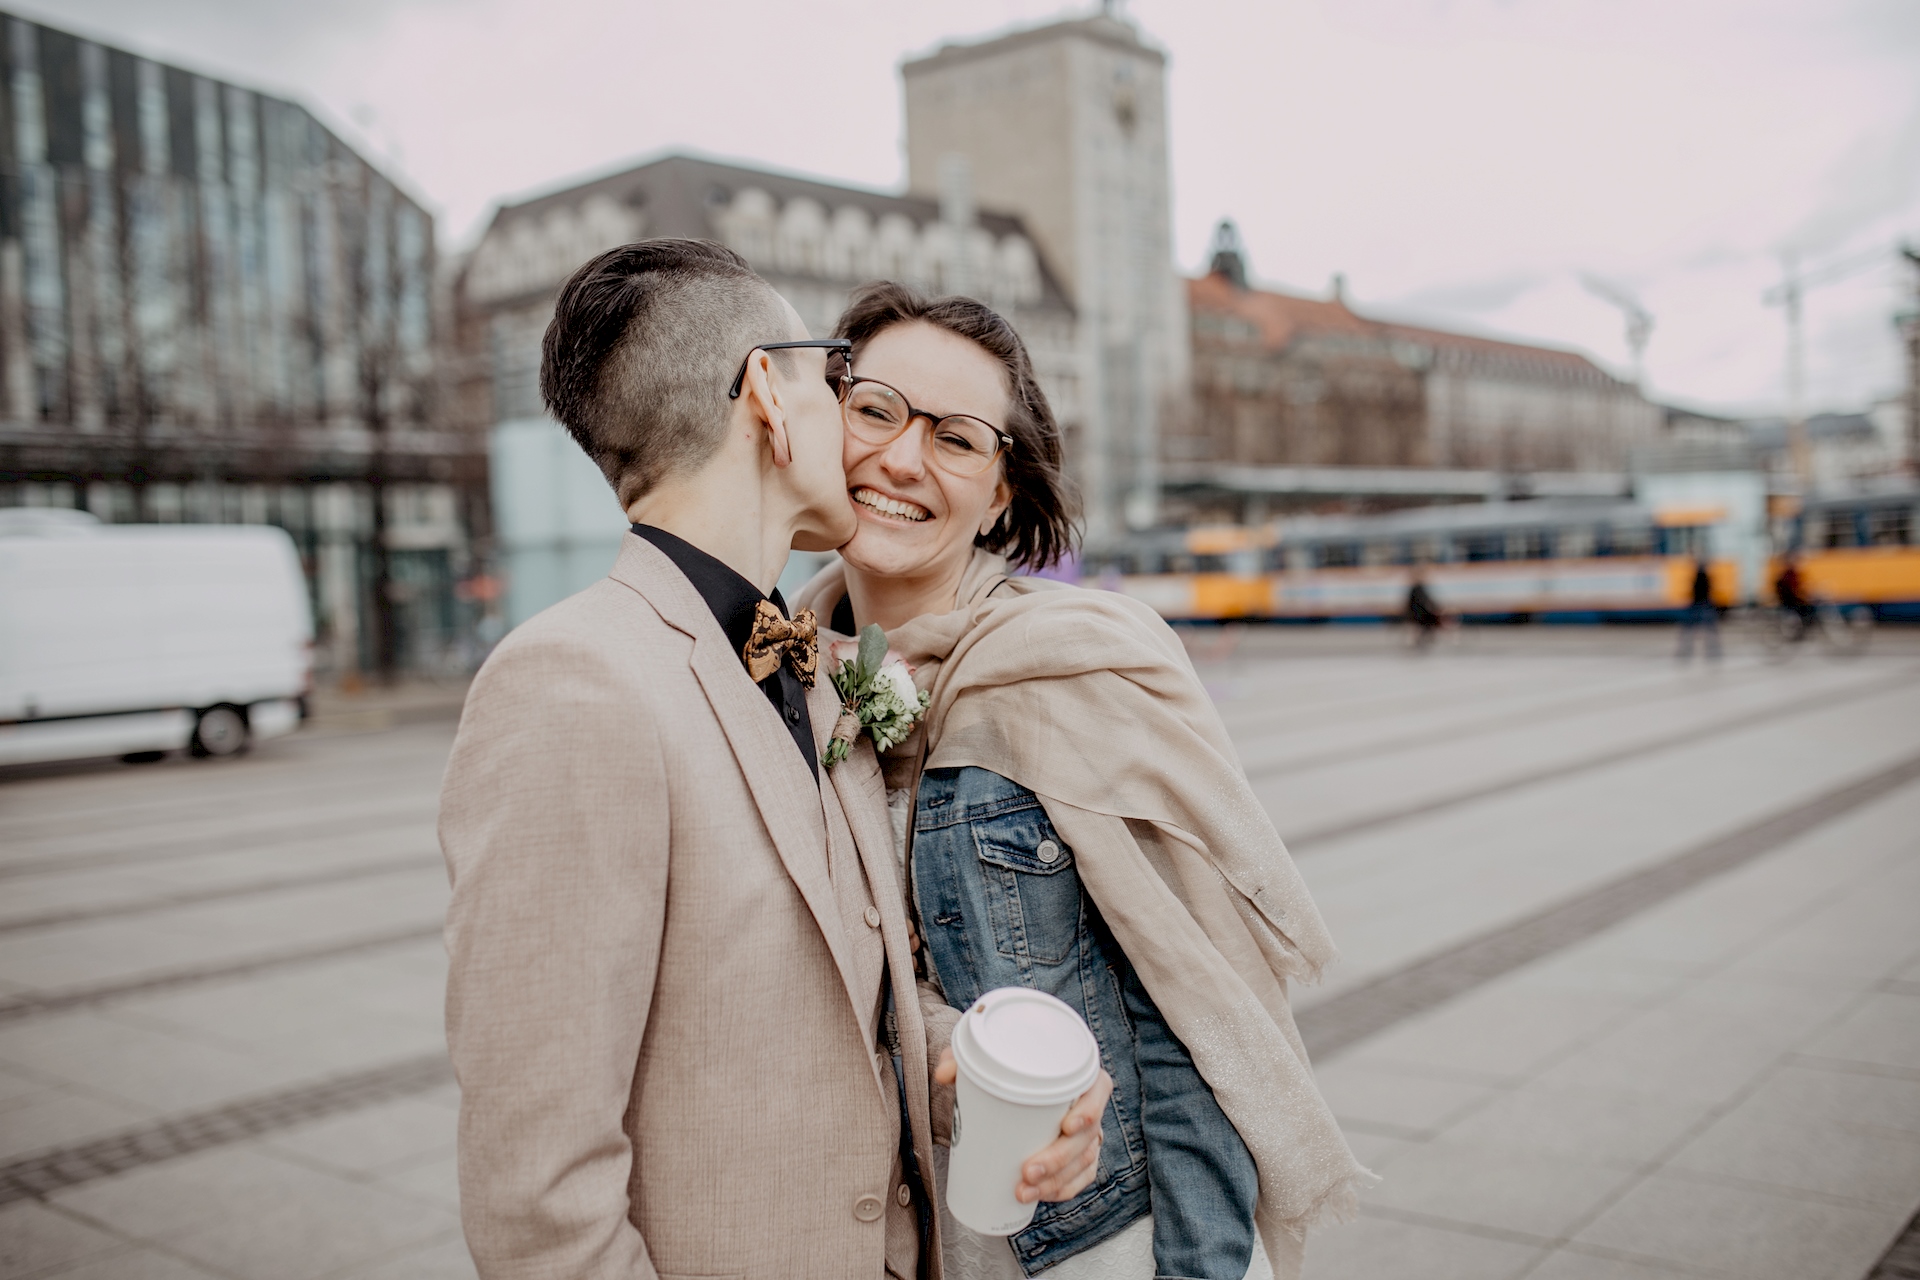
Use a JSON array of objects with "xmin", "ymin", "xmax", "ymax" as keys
[{"xmin": 31, "ymin": 0, "xmax": 1920, "ymax": 417}]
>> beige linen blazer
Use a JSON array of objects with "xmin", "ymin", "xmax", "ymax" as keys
[{"xmin": 441, "ymin": 535, "xmax": 951, "ymax": 1280}]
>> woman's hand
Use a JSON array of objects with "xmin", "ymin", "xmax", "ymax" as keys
[{"xmin": 933, "ymin": 1049, "xmax": 1112, "ymax": 1204}]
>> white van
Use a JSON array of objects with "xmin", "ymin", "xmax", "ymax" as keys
[{"xmin": 0, "ymin": 511, "xmax": 313, "ymax": 766}]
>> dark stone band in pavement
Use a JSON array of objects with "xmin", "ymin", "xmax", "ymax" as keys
[
  {"xmin": 1296, "ymin": 748, "xmax": 1920, "ymax": 1060},
  {"xmin": 0, "ymin": 922, "xmax": 446, "ymax": 1025},
  {"xmin": 1289, "ymin": 667, "xmax": 1916, "ymax": 851},
  {"xmin": 0, "ymin": 1052, "xmax": 454, "ymax": 1208},
  {"xmin": 0, "ymin": 855, "xmax": 443, "ymax": 936},
  {"xmin": 1868, "ymin": 1205, "xmax": 1920, "ymax": 1279}
]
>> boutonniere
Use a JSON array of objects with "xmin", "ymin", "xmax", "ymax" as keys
[{"xmin": 822, "ymin": 624, "xmax": 931, "ymax": 769}]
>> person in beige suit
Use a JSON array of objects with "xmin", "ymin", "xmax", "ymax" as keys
[{"xmin": 439, "ymin": 240, "xmax": 1109, "ymax": 1280}]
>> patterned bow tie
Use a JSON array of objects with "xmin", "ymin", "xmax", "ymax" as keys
[{"xmin": 742, "ymin": 600, "xmax": 818, "ymax": 688}]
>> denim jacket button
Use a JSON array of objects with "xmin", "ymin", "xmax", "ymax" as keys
[{"xmin": 1036, "ymin": 839, "xmax": 1061, "ymax": 864}]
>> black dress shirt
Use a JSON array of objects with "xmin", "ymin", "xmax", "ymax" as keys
[{"xmin": 631, "ymin": 524, "xmax": 818, "ymax": 782}]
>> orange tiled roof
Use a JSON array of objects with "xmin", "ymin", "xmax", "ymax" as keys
[{"xmin": 1187, "ymin": 272, "xmax": 1607, "ymax": 377}]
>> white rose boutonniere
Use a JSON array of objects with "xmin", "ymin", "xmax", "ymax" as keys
[{"xmin": 823, "ymin": 623, "xmax": 932, "ymax": 769}]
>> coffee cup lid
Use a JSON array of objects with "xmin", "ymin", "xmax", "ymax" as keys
[{"xmin": 951, "ymin": 987, "xmax": 1100, "ymax": 1106}]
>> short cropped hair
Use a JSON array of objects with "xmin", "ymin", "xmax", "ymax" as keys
[
  {"xmin": 834, "ymin": 282, "xmax": 1081, "ymax": 570},
  {"xmin": 540, "ymin": 238, "xmax": 791, "ymax": 504}
]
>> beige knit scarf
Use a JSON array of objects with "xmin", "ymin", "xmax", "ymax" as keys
[{"xmin": 798, "ymin": 550, "xmax": 1373, "ymax": 1278}]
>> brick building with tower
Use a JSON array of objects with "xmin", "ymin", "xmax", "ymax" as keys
[{"xmin": 1176, "ymin": 221, "xmax": 1660, "ymax": 503}]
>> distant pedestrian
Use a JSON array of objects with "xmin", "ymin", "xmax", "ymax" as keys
[
  {"xmin": 1676, "ymin": 557, "xmax": 1721, "ymax": 660},
  {"xmin": 1775, "ymin": 553, "xmax": 1816, "ymax": 633},
  {"xmin": 1407, "ymin": 571, "xmax": 1443, "ymax": 648}
]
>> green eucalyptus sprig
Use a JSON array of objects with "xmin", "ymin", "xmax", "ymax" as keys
[{"xmin": 822, "ymin": 623, "xmax": 931, "ymax": 769}]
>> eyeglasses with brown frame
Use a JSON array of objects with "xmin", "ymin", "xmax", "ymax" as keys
[
  {"xmin": 839, "ymin": 375, "xmax": 1014, "ymax": 479},
  {"xmin": 726, "ymin": 339, "xmax": 855, "ymax": 400}
]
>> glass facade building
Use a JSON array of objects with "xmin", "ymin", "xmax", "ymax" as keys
[{"xmin": 0, "ymin": 11, "xmax": 486, "ymax": 678}]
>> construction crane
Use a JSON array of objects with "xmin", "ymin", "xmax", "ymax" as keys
[
  {"xmin": 1762, "ymin": 244, "xmax": 1890, "ymax": 487},
  {"xmin": 1581, "ymin": 275, "xmax": 1654, "ymax": 391}
]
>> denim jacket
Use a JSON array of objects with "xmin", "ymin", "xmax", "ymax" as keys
[{"xmin": 913, "ymin": 767, "xmax": 1259, "ymax": 1280}]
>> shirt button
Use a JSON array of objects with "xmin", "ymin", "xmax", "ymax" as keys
[
  {"xmin": 1036, "ymin": 839, "xmax": 1061, "ymax": 864},
  {"xmin": 785, "ymin": 705, "xmax": 800, "ymax": 724},
  {"xmin": 897, "ymin": 1183, "xmax": 913, "ymax": 1206},
  {"xmin": 853, "ymin": 1194, "xmax": 884, "ymax": 1222},
  {"xmin": 864, "ymin": 906, "xmax": 881, "ymax": 929}
]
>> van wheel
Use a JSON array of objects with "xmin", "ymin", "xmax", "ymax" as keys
[{"xmin": 191, "ymin": 705, "xmax": 250, "ymax": 758}]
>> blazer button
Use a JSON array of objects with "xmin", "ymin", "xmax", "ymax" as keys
[
  {"xmin": 897, "ymin": 1183, "xmax": 913, "ymax": 1206},
  {"xmin": 1036, "ymin": 839, "xmax": 1061, "ymax": 864},
  {"xmin": 864, "ymin": 906, "xmax": 881, "ymax": 928},
  {"xmin": 854, "ymin": 1193, "xmax": 884, "ymax": 1222}
]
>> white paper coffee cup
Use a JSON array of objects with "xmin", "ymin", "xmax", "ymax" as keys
[{"xmin": 945, "ymin": 986, "xmax": 1101, "ymax": 1236}]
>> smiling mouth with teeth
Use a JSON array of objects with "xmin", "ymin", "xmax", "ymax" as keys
[{"xmin": 852, "ymin": 487, "xmax": 932, "ymax": 523}]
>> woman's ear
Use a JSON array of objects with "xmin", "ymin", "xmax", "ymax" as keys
[
  {"xmin": 738, "ymin": 351, "xmax": 794, "ymax": 468},
  {"xmin": 979, "ymin": 473, "xmax": 1013, "ymax": 538}
]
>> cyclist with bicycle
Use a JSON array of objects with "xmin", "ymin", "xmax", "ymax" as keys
[{"xmin": 1775, "ymin": 553, "xmax": 1816, "ymax": 633}]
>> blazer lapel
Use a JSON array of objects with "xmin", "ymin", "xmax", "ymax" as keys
[
  {"xmin": 819, "ymin": 691, "xmax": 943, "ymax": 1211},
  {"xmin": 609, "ymin": 537, "xmax": 867, "ymax": 1034}
]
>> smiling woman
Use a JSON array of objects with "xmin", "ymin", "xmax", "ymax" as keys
[
  {"xmin": 831, "ymin": 281, "xmax": 1079, "ymax": 633},
  {"xmin": 798, "ymin": 282, "xmax": 1365, "ymax": 1280}
]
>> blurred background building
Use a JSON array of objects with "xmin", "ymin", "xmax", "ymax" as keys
[
  {"xmin": 0, "ymin": 9, "xmax": 482, "ymax": 681},
  {"xmin": 8, "ymin": 4, "xmax": 1916, "ymax": 649},
  {"xmin": 1168, "ymin": 221, "xmax": 1662, "ymax": 523},
  {"xmin": 449, "ymin": 153, "xmax": 1076, "ymax": 623},
  {"xmin": 455, "ymin": 9, "xmax": 1185, "ymax": 624},
  {"xmin": 902, "ymin": 10, "xmax": 1187, "ymax": 537}
]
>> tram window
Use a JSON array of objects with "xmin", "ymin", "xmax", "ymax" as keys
[
  {"xmin": 1660, "ymin": 526, "xmax": 1708, "ymax": 558},
  {"xmin": 1819, "ymin": 513, "xmax": 1856, "ymax": 549},
  {"xmin": 1869, "ymin": 507, "xmax": 1913, "ymax": 545},
  {"xmin": 1507, "ymin": 530, "xmax": 1549, "ymax": 560},
  {"xmin": 1407, "ymin": 536, "xmax": 1442, "ymax": 564},
  {"xmin": 1559, "ymin": 527, "xmax": 1596, "ymax": 559},
  {"xmin": 1459, "ymin": 533, "xmax": 1504, "ymax": 562},
  {"xmin": 1193, "ymin": 554, "xmax": 1229, "ymax": 573},
  {"xmin": 1319, "ymin": 543, "xmax": 1360, "ymax": 568},
  {"xmin": 1604, "ymin": 527, "xmax": 1655, "ymax": 557},
  {"xmin": 1280, "ymin": 545, "xmax": 1312, "ymax": 571},
  {"xmin": 1168, "ymin": 554, "xmax": 1198, "ymax": 573},
  {"xmin": 1362, "ymin": 541, "xmax": 1397, "ymax": 566}
]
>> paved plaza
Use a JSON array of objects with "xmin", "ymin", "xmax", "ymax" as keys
[{"xmin": 2, "ymin": 628, "xmax": 1918, "ymax": 1279}]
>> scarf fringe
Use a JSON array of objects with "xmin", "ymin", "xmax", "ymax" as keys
[{"xmin": 1278, "ymin": 1166, "xmax": 1381, "ymax": 1242}]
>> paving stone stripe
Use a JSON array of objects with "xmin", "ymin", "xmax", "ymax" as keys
[
  {"xmin": 6, "ymin": 752, "xmax": 1905, "ymax": 1214},
  {"xmin": 0, "ymin": 854, "xmax": 444, "ymax": 936},
  {"xmin": 1294, "ymin": 748, "xmax": 1920, "ymax": 1060},
  {"xmin": 1287, "ymin": 668, "xmax": 1917, "ymax": 850},
  {"xmin": 1242, "ymin": 664, "xmax": 1772, "ymax": 781},
  {"xmin": 0, "ymin": 1052, "xmax": 453, "ymax": 1207},
  {"xmin": 0, "ymin": 800, "xmax": 436, "ymax": 881},
  {"xmin": 0, "ymin": 922, "xmax": 446, "ymax": 1025}
]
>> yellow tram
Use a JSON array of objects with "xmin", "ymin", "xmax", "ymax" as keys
[
  {"xmin": 1771, "ymin": 489, "xmax": 1920, "ymax": 620},
  {"xmin": 1080, "ymin": 487, "xmax": 1920, "ymax": 623}
]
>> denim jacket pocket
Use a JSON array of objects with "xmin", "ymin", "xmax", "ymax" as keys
[{"xmin": 972, "ymin": 811, "xmax": 1081, "ymax": 967}]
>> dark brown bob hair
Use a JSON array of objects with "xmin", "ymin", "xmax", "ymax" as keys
[{"xmin": 833, "ymin": 281, "xmax": 1081, "ymax": 571}]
